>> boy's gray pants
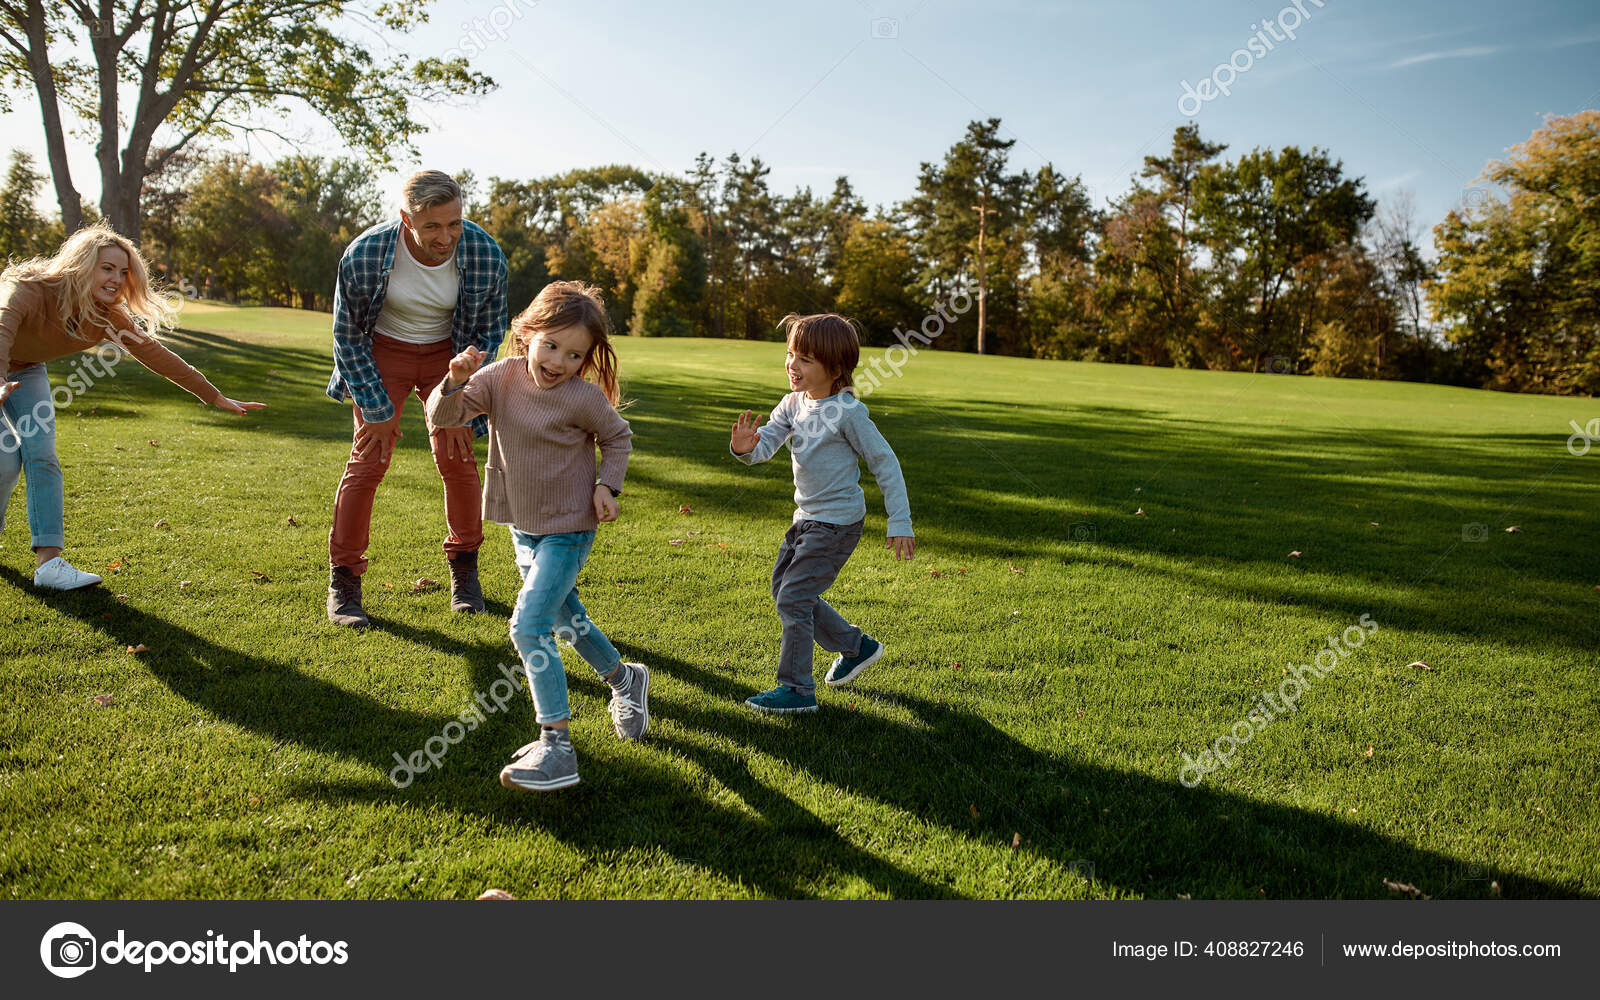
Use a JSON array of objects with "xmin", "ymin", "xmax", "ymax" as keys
[{"xmin": 771, "ymin": 518, "xmax": 866, "ymax": 695}]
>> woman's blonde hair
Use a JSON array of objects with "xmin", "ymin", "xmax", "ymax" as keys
[
  {"xmin": 1, "ymin": 222, "xmax": 178, "ymax": 342},
  {"xmin": 509, "ymin": 280, "xmax": 621, "ymax": 407}
]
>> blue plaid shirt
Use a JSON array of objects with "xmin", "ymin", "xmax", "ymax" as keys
[{"xmin": 324, "ymin": 218, "xmax": 509, "ymax": 436}]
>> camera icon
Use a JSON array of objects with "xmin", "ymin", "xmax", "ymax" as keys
[
  {"xmin": 1461, "ymin": 522, "xmax": 1488, "ymax": 543},
  {"xmin": 1458, "ymin": 862, "xmax": 1487, "ymax": 881},
  {"xmin": 1069, "ymin": 858, "xmax": 1095, "ymax": 882},
  {"xmin": 40, "ymin": 921, "xmax": 97, "ymax": 978},
  {"xmin": 870, "ymin": 17, "xmax": 899, "ymax": 39},
  {"xmin": 90, "ymin": 17, "xmax": 113, "ymax": 38},
  {"xmin": 1265, "ymin": 355, "xmax": 1295, "ymax": 375},
  {"xmin": 1068, "ymin": 520, "xmax": 1098, "ymax": 542}
]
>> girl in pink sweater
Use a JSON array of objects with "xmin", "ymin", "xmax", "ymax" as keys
[{"xmin": 426, "ymin": 281, "xmax": 645, "ymax": 792}]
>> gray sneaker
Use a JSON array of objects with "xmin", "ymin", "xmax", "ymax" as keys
[
  {"xmin": 499, "ymin": 731, "xmax": 579, "ymax": 791},
  {"xmin": 607, "ymin": 662, "xmax": 650, "ymax": 740}
]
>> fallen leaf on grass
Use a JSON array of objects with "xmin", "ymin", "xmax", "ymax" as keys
[
  {"xmin": 1361, "ymin": 744, "xmax": 1374, "ymax": 758},
  {"xmin": 1177, "ymin": 893, "xmax": 1192, "ymax": 901},
  {"xmin": 1288, "ymin": 550, "xmax": 1302, "ymax": 558},
  {"xmin": 114, "ymin": 445, "xmax": 125, "ymax": 451},
  {"xmin": 1008, "ymin": 564, "xmax": 1023, "ymax": 574},
  {"xmin": 1134, "ymin": 508, "xmax": 1146, "ymax": 516},
  {"xmin": 106, "ymin": 558, "xmax": 123, "ymax": 571},
  {"xmin": 115, "ymin": 594, "xmax": 128, "ymax": 602},
  {"xmin": 950, "ymin": 661, "xmax": 961, "ymax": 670},
  {"xmin": 1405, "ymin": 660, "xmax": 1433, "ymax": 671},
  {"xmin": 476, "ymin": 889, "xmax": 518, "ymax": 900},
  {"xmin": 1370, "ymin": 522, "xmax": 1380, "ymax": 527},
  {"xmin": 956, "ymin": 567, "xmax": 968, "ymax": 575},
  {"xmin": 178, "ymin": 580, "xmax": 191, "ymax": 589},
  {"xmin": 1490, "ymin": 881, "xmax": 1501, "ymax": 897},
  {"xmin": 126, "ymin": 644, "xmax": 148, "ymax": 654},
  {"xmin": 286, "ymin": 516, "xmax": 300, "ymax": 527},
  {"xmin": 92, "ymin": 694, "xmax": 114, "ymax": 707},
  {"xmin": 1505, "ymin": 526, "xmax": 1521, "ymax": 533},
  {"xmin": 1383, "ymin": 879, "xmax": 1430, "ymax": 900},
  {"xmin": 154, "ymin": 520, "xmax": 168, "ymax": 529},
  {"xmin": 929, "ymin": 570, "xmax": 943, "ymax": 578},
  {"xmin": 969, "ymin": 804, "xmax": 980, "ymax": 819},
  {"xmin": 1010, "ymin": 832, "xmax": 1022, "ymax": 850},
  {"xmin": 250, "ymin": 570, "xmax": 271, "ymax": 583},
  {"xmin": 678, "ymin": 505, "xmax": 693, "ymax": 515},
  {"xmin": 412, "ymin": 577, "xmax": 438, "ymax": 593},
  {"xmin": 148, "ymin": 439, "xmax": 158, "ymax": 447},
  {"xmin": 248, "ymin": 796, "xmax": 261, "ymax": 805},
  {"xmin": 668, "ymin": 539, "xmax": 685, "ymax": 547}
]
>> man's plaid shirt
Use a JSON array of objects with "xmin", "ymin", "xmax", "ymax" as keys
[{"xmin": 324, "ymin": 218, "xmax": 509, "ymax": 436}]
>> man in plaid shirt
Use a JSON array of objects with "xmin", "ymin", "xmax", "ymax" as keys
[{"xmin": 324, "ymin": 170, "xmax": 508, "ymax": 627}]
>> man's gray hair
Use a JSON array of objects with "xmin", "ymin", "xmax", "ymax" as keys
[{"xmin": 402, "ymin": 170, "xmax": 462, "ymax": 214}]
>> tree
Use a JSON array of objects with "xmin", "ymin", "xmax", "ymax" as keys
[
  {"xmin": 271, "ymin": 154, "xmax": 382, "ymax": 309},
  {"xmin": 1139, "ymin": 124, "xmax": 1227, "ymax": 323},
  {"xmin": 1430, "ymin": 111, "xmax": 1600, "ymax": 395},
  {"xmin": 1193, "ymin": 146, "xmax": 1374, "ymax": 369},
  {"xmin": 0, "ymin": 147, "xmax": 61, "ymax": 261},
  {"xmin": 834, "ymin": 218, "xmax": 920, "ymax": 345},
  {"xmin": 0, "ymin": 1, "xmax": 492, "ymax": 240}
]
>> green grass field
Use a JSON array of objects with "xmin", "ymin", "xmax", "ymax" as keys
[{"xmin": 2, "ymin": 300, "xmax": 1596, "ymax": 899}]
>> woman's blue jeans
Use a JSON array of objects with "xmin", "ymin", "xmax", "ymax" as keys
[
  {"xmin": 0, "ymin": 363, "xmax": 65, "ymax": 550},
  {"xmin": 508, "ymin": 528, "xmax": 623, "ymax": 724}
]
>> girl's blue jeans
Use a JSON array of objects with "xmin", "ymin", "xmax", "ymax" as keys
[
  {"xmin": 0, "ymin": 363, "xmax": 66, "ymax": 550},
  {"xmin": 508, "ymin": 528, "xmax": 623, "ymax": 724}
]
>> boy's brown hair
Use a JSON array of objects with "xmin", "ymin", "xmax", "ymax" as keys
[
  {"xmin": 780, "ymin": 313, "xmax": 859, "ymax": 395},
  {"xmin": 510, "ymin": 280, "xmax": 620, "ymax": 406}
]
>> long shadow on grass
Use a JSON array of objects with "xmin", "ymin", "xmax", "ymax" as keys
[
  {"xmin": 298, "ymin": 642, "xmax": 1587, "ymax": 899},
  {"xmin": 3, "ymin": 566, "xmax": 518, "ymax": 775}
]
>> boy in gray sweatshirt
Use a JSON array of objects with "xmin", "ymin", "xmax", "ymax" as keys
[{"xmin": 730, "ymin": 313, "xmax": 916, "ymax": 713}]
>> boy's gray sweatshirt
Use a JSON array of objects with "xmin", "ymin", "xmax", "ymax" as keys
[{"xmin": 733, "ymin": 390, "xmax": 913, "ymax": 537}]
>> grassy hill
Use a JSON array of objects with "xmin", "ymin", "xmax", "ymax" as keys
[{"xmin": 2, "ymin": 301, "xmax": 1595, "ymax": 898}]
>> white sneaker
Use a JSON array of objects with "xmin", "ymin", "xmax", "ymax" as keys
[{"xmin": 33, "ymin": 556, "xmax": 103, "ymax": 591}]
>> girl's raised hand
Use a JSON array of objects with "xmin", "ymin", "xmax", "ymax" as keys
[
  {"xmin": 448, "ymin": 346, "xmax": 485, "ymax": 385},
  {"xmin": 730, "ymin": 409, "xmax": 763, "ymax": 455}
]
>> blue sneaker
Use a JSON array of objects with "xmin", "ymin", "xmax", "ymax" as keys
[
  {"xmin": 825, "ymin": 635, "xmax": 884, "ymax": 687},
  {"xmin": 744, "ymin": 685, "xmax": 819, "ymax": 714}
]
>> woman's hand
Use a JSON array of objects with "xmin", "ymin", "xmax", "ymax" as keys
[
  {"xmin": 215, "ymin": 396, "xmax": 266, "ymax": 415},
  {"xmin": 730, "ymin": 410, "xmax": 763, "ymax": 455},
  {"xmin": 0, "ymin": 381, "xmax": 18, "ymax": 406},
  {"xmin": 447, "ymin": 346, "xmax": 485, "ymax": 387},
  {"xmin": 593, "ymin": 484, "xmax": 619, "ymax": 522}
]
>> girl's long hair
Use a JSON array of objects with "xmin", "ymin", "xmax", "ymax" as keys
[
  {"xmin": 509, "ymin": 280, "xmax": 621, "ymax": 407},
  {"xmin": 1, "ymin": 223, "xmax": 177, "ymax": 342}
]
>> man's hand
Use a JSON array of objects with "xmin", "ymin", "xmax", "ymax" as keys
[
  {"xmin": 730, "ymin": 409, "xmax": 763, "ymax": 455},
  {"xmin": 447, "ymin": 346, "xmax": 485, "ymax": 388},
  {"xmin": 214, "ymin": 396, "xmax": 266, "ymax": 415},
  {"xmin": 0, "ymin": 380, "xmax": 18, "ymax": 407},
  {"xmin": 437, "ymin": 425, "xmax": 475, "ymax": 463},
  {"xmin": 593, "ymin": 484, "xmax": 619, "ymax": 522},
  {"xmin": 886, "ymin": 536, "xmax": 916, "ymax": 561},
  {"xmin": 354, "ymin": 412, "xmax": 403, "ymax": 463}
]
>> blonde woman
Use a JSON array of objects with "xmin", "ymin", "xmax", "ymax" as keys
[{"xmin": 0, "ymin": 223, "xmax": 264, "ymax": 590}]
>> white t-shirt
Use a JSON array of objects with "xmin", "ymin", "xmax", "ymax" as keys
[{"xmin": 374, "ymin": 236, "xmax": 459, "ymax": 344}]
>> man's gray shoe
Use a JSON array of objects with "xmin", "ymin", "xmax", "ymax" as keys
[
  {"xmin": 607, "ymin": 662, "xmax": 650, "ymax": 740},
  {"xmin": 326, "ymin": 565, "xmax": 370, "ymax": 628},
  {"xmin": 500, "ymin": 731, "xmax": 580, "ymax": 791},
  {"xmin": 448, "ymin": 550, "xmax": 485, "ymax": 614}
]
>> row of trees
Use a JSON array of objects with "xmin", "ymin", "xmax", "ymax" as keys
[{"xmin": 2, "ymin": 112, "xmax": 1595, "ymax": 395}]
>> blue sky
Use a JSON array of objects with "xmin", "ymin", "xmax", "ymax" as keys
[{"xmin": 6, "ymin": 0, "xmax": 1598, "ymax": 245}]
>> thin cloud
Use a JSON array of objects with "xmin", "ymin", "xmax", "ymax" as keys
[{"xmin": 1389, "ymin": 46, "xmax": 1501, "ymax": 69}]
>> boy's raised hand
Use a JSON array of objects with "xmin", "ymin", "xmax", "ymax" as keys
[
  {"xmin": 0, "ymin": 380, "xmax": 18, "ymax": 406},
  {"xmin": 448, "ymin": 346, "xmax": 485, "ymax": 386},
  {"xmin": 886, "ymin": 536, "xmax": 915, "ymax": 561},
  {"xmin": 730, "ymin": 409, "xmax": 763, "ymax": 455}
]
